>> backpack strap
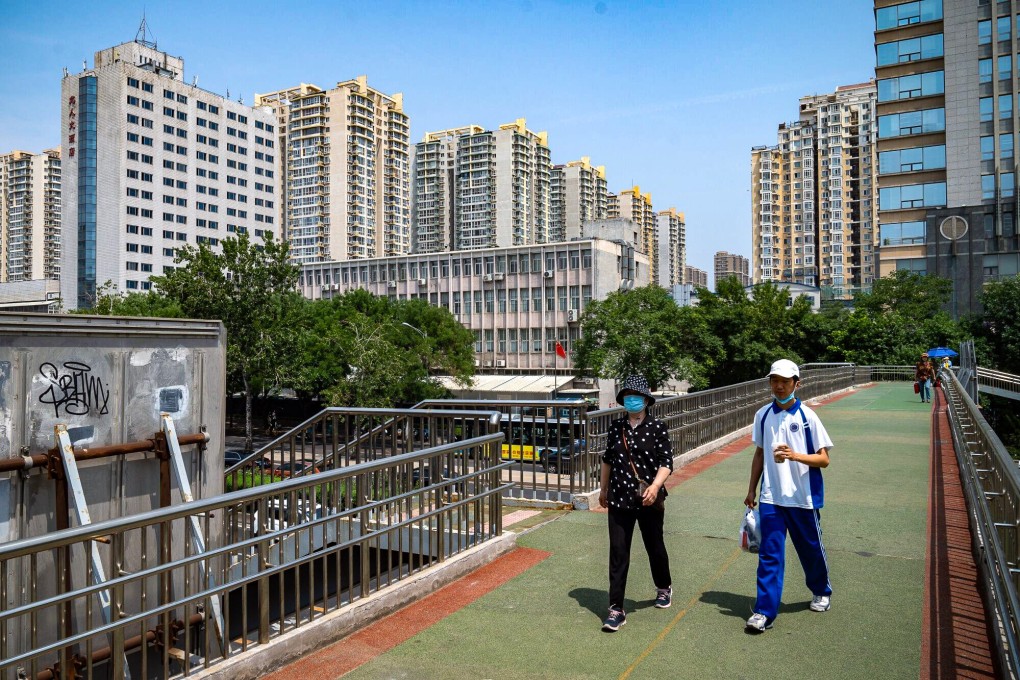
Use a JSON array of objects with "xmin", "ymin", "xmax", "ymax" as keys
[{"xmin": 793, "ymin": 402, "xmax": 815, "ymax": 456}]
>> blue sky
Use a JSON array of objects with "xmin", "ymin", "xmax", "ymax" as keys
[{"xmin": 0, "ymin": 0, "xmax": 876, "ymax": 280}]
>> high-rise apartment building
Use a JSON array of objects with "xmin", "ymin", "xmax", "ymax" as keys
[
  {"xmin": 875, "ymin": 0, "xmax": 1019, "ymax": 316},
  {"xmin": 1, "ymin": 149, "xmax": 61, "ymax": 283},
  {"xmin": 684, "ymin": 264, "xmax": 708, "ymax": 288},
  {"xmin": 413, "ymin": 119, "xmax": 551, "ymax": 252},
  {"xmin": 256, "ymin": 77, "xmax": 411, "ymax": 264},
  {"xmin": 608, "ymin": 186, "xmax": 657, "ymax": 283},
  {"xmin": 413, "ymin": 126, "xmax": 483, "ymax": 253},
  {"xmin": 60, "ymin": 38, "xmax": 278, "ymax": 309},
  {"xmin": 751, "ymin": 83, "xmax": 878, "ymax": 300},
  {"xmin": 549, "ymin": 157, "xmax": 608, "ymax": 242},
  {"xmin": 714, "ymin": 251, "xmax": 751, "ymax": 287},
  {"xmin": 656, "ymin": 208, "xmax": 686, "ymax": 287}
]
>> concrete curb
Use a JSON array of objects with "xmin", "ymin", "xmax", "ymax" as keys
[
  {"xmin": 193, "ymin": 531, "xmax": 518, "ymax": 680},
  {"xmin": 572, "ymin": 424, "xmax": 753, "ymax": 510}
]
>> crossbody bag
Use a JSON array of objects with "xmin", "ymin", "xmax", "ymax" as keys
[{"xmin": 621, "ymin": 427, "xmax": 666, "ymax": 509}]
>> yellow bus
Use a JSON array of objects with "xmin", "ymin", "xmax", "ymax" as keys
[{"xmin": 499, "ymin": 416, "xmax": 586, "ymax": 472}]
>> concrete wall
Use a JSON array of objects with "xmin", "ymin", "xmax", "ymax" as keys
[{"xmin": 0, "ymin": 312, "xmax": 226, "ymax": 544}]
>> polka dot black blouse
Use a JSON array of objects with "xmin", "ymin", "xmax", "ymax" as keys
[{"xmin": 602, "ymin": 416, "xmax": 674, "ymax": 510}]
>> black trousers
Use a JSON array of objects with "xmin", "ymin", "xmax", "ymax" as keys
[{"xmin": 608, "ymin": 505, "xmax": 671, "ymax": 610}]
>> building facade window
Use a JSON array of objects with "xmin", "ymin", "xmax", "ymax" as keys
[
  {"xmin": 877, "ymin": 71, "xmax": 944, "ymax": 101},
  {"xmin": 878, "ymin": 145, "xmax": 945, "ymax": 173},
  {"xmin": 875, "ymin": 0, "xmax": 942, "ymax": 30},
  {"xmin": 878, "ymin": 181, "xmax": 947, "ymax": 209},
  {"xmin": 876, "ymin": 33, "xmax": 943, "ymax": 65},
  {"xmin": 878, "ymin": 108, "xmax": 945, "ymax": 137}
]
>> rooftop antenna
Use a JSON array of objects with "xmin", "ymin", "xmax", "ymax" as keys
[{"xmin": 135, "ymin": 12, "xmax": 157, "ymax": 49}]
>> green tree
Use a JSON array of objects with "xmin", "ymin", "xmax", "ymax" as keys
[
  {"xmin": 70, "ymin": 280, "xmax": 183, "ymax": 318},
  {"xmin": 974, "ymin": 274, "xmax": 1020, "ymax": 373},
  {"xmin": 692, "ymin": 279, "xmax": 826, "ymax": 386},
  {"xmin": 827, "ymin": 270, "xmax": 966, "ymax": 365},
  {"xmin": 573, "ymin": 285, "xmax": 720, "ymax": 391},
  {"xmin": 853, "ymin": 269, "xmax": 952, "ymax": 319},
  {"xmin": 292, "ymin": 291, "xmax": 475, "ymax": 407},
  {"xmin": 153, "ymin": 233, "xmax": 301, "ymax": 451}
]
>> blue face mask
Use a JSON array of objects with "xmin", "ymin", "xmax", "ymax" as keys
[
  {"xmin": 775, "ymin": 391, "xmax": 796, "ymax": 405},
  {"xmin": 623, "ymin": 395, "xmax": 647, "ymax": 413}
]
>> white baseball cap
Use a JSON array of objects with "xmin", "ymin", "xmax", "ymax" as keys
[{"xmin": 767, "ymin": 359, "xmax": 800, "ymax": 379}]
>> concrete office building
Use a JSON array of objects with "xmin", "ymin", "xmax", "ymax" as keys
[
  {"xmin": 751, "ymin": 82, "xmax": 878, "ymax": 300},
  {"xmin": 413, "ymin": 119, "xmax": 551, "ymax": 252},
  {"xmin": 684, "ymin": 264, "xmax": 709, "ymax": 288},
  {"xmin": 608, "ymin": 186, "xmax": 657, "ymax": 284},
  {"xmin": 298, "ymin": 238, "xmax": 648, "ymax": 373},
  {"xmin": 715, "ymin": 251, "xmax": 751, "ymax": 286},
  {"xmin": 549, "ymin": 157, "xmax": 608, "ymax": 242},
  {"xmin": 656, "ymin": 208, "xmax": 686, "ymax": 287},
  {"xmin": 60, "ymin": 38, "xmax": 278, "ymax": 309},
  {"xmin": 875, "ymin": 0, "xmax": 1019, "ymax": 316},
  {"xmin": 255, "ymin": 77, "xmax": 411, "ymax": 264},
  {"xmin": 1, "ymin": 149, "xmax": 61, "ymax": 283}
]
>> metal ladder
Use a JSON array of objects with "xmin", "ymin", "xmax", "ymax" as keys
[{"xmin": 54, "ymin": 414, "xmax": 227, "ymax": 674}]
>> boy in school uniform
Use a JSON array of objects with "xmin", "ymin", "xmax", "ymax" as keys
[{"xmin": 743, "ymin": 359, "xmax": 834, "ymax": 633}]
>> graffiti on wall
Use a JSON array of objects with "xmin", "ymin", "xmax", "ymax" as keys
[{"xmin": 38, "ymin": 361, "xmax": 111, "ymax": 418}]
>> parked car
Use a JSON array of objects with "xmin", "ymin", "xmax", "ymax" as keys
[
  {"xmin": 541, "ymin": 440, "xmax": 589, "ymax": 474},
  {"xmin": 274, "ymin": 461, "xmax": 321, "ymax": 478},
  {"xmin": 224, "ymin": 449, "xmax": 247, "ymax": 468}
]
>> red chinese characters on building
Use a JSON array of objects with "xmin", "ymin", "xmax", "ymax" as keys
[{"xmin": 67, "ymin": 96, "xmax": 77, "ymax": 158}]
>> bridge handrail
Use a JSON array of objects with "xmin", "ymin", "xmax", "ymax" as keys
[
  {"xmin": 0, "ymin": 431, "xmax": 508, "ymax": 678},
  {"xmin": 942, "ymin": 370, "xmax": 1020, "ymax": 678}
]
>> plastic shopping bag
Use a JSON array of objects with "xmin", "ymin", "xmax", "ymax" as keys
[{"xmin": 740, "ymin": 507, "xmax": 761, "ymax": 553}]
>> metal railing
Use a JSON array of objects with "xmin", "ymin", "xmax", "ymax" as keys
[
  {"xmin": 224, "ymin": 408, "xmax": 505, "ymax": 491},
  {"xmin": 1, "ymin": 425, "xmax": 507, "ymax": 679},
  {"xmin": 977, "ymin": 367, "xmax": 1020, "ymax": 401},
  {"xmin": 415, "ymin": 366, "xmax": 859, "ymax": 504},
  {"xmin": 587, "ymin": 365, "xmax": 858, "ymax": 473},
  {"xmin": 412, "ymin": 400, "xmax": 592, "ymax": 504},
  {"xmin": 942, "ymin": 369, "xmax": 1020, "ymax": 678}
]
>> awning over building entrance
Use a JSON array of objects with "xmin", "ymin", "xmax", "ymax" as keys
[{"xmin": 434, "ymin": 374, "xmax": 576, "ymax": 401}]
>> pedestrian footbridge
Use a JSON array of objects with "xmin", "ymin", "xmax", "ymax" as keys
[{"xmin": 0, "ymin": 366, "xmax": 1015, "ymax": 679}]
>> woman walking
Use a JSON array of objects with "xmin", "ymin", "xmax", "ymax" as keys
[{"xmin": 599, "ymin": 375, "xmax": 674, "ymax": 632}]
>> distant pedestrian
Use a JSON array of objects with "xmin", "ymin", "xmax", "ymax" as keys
[
  {"xmin": 598, "ymin": 375, "xmax": 674, "ymax": 632},
  {"xmin": 915, "ymin": 353, "xmax": 934, "ymax": 403},
  {"xmin": 744, "ymin": 359, "xmax": 834, "ymax": 633}
]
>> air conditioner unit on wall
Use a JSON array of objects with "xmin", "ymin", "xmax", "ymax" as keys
[
  {"xmin": 493, "ymin": 272, "xmax": 505, "ymax": 281},
  {"xmin": 417, "ymin": 278, "xmax": 426, "ymax": 285},
  {"xmin": 483, "ymin": 273, "xmax": 494, "ymax": 282},
  {"xmin": 543, "ymin": 270, "xmax": 554, "ymax": 278},
  {"xmin": 566, "ymin": 309, "xmax": 578, "ymax": 322},
  {"xmin": 387, "ymin": 280, "xmax": 397, "ymax": 289},
  {"xmin": 483, "ymin": 361, "xmax": 493, "ymax": 367},
  {"xmin": 495, "ymin": 359, "xmax": 506, "ymax": 367}
]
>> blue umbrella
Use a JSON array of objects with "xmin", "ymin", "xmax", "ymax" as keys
[{"xmin": 927, "ymin": 347, "xmax": 958, "ymax": 358}]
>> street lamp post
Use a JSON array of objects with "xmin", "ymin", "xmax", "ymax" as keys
[{"xmin": 401, "ymin": 322, "xmax": 427, "ymax": 339}]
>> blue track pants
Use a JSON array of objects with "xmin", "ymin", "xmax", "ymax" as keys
[{"xmin": 754, "ymin": 502, "xmax": 831, "ymax": 621}]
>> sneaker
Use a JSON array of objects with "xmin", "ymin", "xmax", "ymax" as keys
[
  {"xmin": 654, "ymin": 587, "xmax": 672, "ymax": 609},
  {"xmin": 810, "ymin": 595, "xmax": 831, "ymax": 612},
  {"xmin": 745, "ymin": 612, "xmax": 772, "ymax": 632},
  {"xmin": 602, "ymin": 608, "xmax": 626, "ymax": 632}
]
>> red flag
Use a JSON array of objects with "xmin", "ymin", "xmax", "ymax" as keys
[{"xmin": 555, "ymin": 341, "xmax": 567, "ymax": 359}]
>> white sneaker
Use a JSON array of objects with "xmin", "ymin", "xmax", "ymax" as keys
[
  {"xmin": 745, "ymin": 612, "xmax": 771, "ymax": 631},
  {"xmin": 810, "ymin": 595, "xmax": 831, "ymax": 612}
]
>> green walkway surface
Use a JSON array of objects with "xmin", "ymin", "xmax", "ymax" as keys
[{"xmin": 345, "ymin": 384, "xmax": 933, "ymax": 679}]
